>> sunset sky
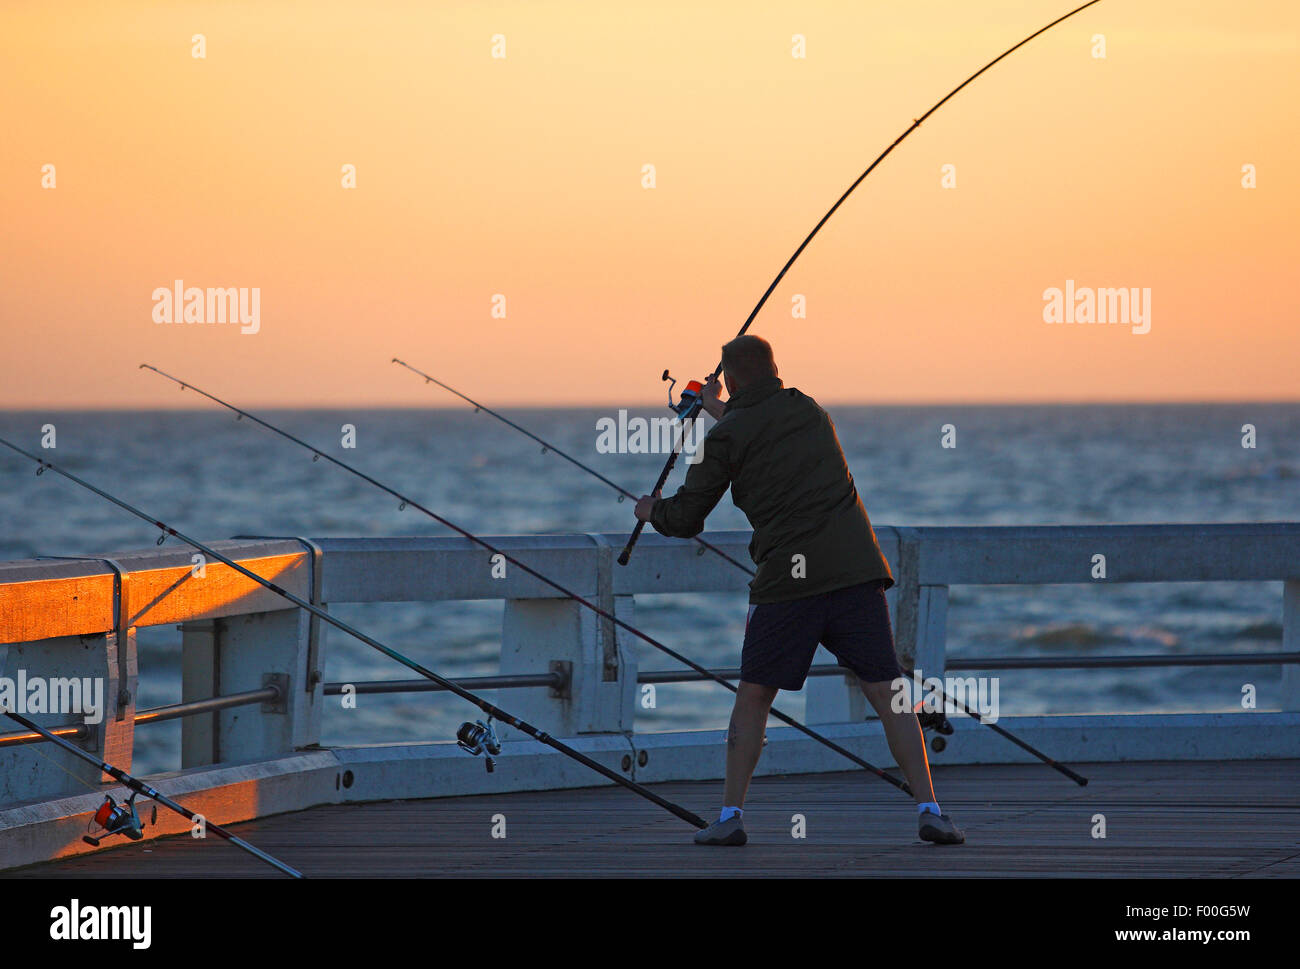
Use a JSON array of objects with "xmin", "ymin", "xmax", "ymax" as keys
[{"xmin": 1, "ymin": 0, "xmax": 1296, "ymax": 408}]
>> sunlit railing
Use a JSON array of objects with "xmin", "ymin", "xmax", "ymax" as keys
[{"xmin": 2, "ymin": 525, "xmax": 1297, "ymax": 868}]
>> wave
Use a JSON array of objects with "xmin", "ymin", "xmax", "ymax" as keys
[{"xmin": 1017, "ymin": 623, "xmax": 1127, "ymax": 648}]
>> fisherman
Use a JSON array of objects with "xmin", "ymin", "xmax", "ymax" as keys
[{"xmin": 634, "ymin": 334, "xmax": 964, "ymax": 847}]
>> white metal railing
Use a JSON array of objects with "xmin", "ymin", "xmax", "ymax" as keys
[{"xmin": 2, "ymin": 525, "xmax": 1298, "ymax": 807}]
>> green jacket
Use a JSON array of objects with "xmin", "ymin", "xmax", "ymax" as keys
[{"xmin": 649, "ymin": 375, "xmax": 893, "ymax": 603}]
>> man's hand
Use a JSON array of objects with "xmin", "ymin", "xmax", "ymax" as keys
[
  {"xmin": 701, "ymin": 375, "xmax": 726, "ymax": 420},
  {"xmin": 634, "ymin": 495, "xmax": 658, "ymax": 522}
]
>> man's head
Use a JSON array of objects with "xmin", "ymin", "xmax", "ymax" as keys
[{"xmin": 720, "ymin": 334, "xmax": 778, "ymax": 394}]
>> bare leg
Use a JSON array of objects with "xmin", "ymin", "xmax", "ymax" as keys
[
  {"xmin": 723, "ymin": 680, "xmax": 779, "ymax": 808},
  {"xmin": 861, "ymin": 679, "xmax": 936, "ymax": 804}
]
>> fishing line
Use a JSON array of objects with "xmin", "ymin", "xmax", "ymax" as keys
[
  {"xmin": 137, "ymin": 365, "xmax": 912, "ymax": 795},
  {"xmin": 616, "ymin": 0, "xmax": 1105, "ymax": 567}
]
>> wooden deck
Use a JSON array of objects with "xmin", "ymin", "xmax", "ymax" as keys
[{"xmin": 12, "ymin": 759, "xmax": 1300, "ymax": 878}]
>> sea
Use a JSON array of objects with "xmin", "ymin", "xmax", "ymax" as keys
[{"xmin": 1, "ymin": 403, "xmax": 1296, "ymax": 774}]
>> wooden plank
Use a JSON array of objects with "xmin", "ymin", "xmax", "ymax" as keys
[{"xmin": 8, "ymin": 759, "xmax": 1297, "ymax": 879}]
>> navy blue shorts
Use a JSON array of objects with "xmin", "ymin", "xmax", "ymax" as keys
[{"xmin": 740, "ymin": 580, "xmax": 901, "ymax": 691}]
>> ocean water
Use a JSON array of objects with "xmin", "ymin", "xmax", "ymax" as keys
[{"xmin": 1, "ymin": 403, "xmax": 1297, "ymax": 774}]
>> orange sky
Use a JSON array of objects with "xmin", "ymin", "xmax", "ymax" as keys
[{"xmin": 1, "ymin": 0, "xmax": 1296, "ymax": 409}]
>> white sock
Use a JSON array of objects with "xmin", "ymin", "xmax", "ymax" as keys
[
  {"xmin": 719, "ymin": 806, "xmax": 743, "ymax": 822},
  {"xmin": 917, "ymin": 801, "xmax": 941, "ymax": 816}
]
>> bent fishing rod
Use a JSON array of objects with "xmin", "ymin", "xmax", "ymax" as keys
[
  {"xmin": 390, "ymin": 360, "xmax": 1088, "ymax": 786},
  {"xmin": 1, "ymin": 708, "xmax": 302, "ymax": 877},
  {"xmin": 390, "ymin": 357, "xmax": 753, "ymax": 573},
  {"xmin": 0, "ymin": 438, "xmax": 708, "ymax": 830},
  {"xmin": 137, "ymin": 365, "xmax": 911, "ymax": 796},
  {"xmin": 616, "ymin": 0, "xmax": 1105, "ymax": 568}
]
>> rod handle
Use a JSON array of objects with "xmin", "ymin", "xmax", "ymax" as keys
[{"xmin": 617, "ymin": 521, "xmax": 646, "ymax": 566}]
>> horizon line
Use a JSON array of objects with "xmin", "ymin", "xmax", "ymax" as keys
[{"xmin": 4, "ymin": 396, "xmax": 1300, "ymax": 413}]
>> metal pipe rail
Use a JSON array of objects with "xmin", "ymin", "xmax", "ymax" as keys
[
  {"xmin": 0, "ymin": 721, "xmax": 86, "ymax": 748},
  {"xmin": 0, "ymin": 685, "xmax": 282, "ymax": 749},
  {"xmin": 323, "ymin": 672, "xmax": 566, "ymax": 696},
  {"xmin": 637, "ymin": 665, "xmax": 853, "ymax": 684},
  {"xmin": 5, "ymin": 651, "xmax": 1292, "ymax": 749},
  {"xmin": 0, "ymin": 666, "xmax": 837, "ymax": 747},
  {"xmin": 947, "ymin": 651, "xmax": 1300, "ymax": 671},
  {"xmin": 0, "ymin": 674, "xmax": 572, "ymax": 748},
  {"xmin": 134, "ymin": 686, "xmax": 282, "ymax": 726},
  {"xmin": 320, "ymin": 651, "xmax": 1300, "ymax": 696},
  {"xmin": 322, "ymin": 666, "xmax": 856, "ymax": 694}
]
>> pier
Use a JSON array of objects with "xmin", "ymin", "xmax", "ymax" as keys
[
  {"xmin": 10, "ymin": 759, "xmax": 1300, "ymax": 878},
  {"xmin": 2, "ymin": 524, "xmax": 1298, "ymax": 875}
]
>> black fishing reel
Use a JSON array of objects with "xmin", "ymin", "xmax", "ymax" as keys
[
  {"xmin": 83, "ymin": 792, "xmax": 149, "ymax": 846},
  {"xmin": 457, "ymin": 717, "xmax": 501, "ymax": 773},
  {"xmin": 917, "ymin": 710, "xmax": 955, "ymax": 752},
  {"xmin": 662, "ymin": 370, "xmax": 704, "ymax": 419}
]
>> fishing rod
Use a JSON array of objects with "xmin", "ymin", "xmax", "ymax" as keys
[
  {"xmin": 137, "ymin": 365, "xmax": 912, "ymax": 796},
  {"xmin": 0, "ymin": 438, "xmax": 708, "ymax": 830},
  {"xmin": 1, "ymin": 708, "xmax": 303, "ymax": 877},
  {"xmin": 390, "ymin": 359, "xmax": 1088, "ymax": 786},
  {"xmin": 390, "ymin": 357, "xmax": 753, "ymax": 573},
  {"xmin": 616, "ymin": 0, "xmax": 1105, "ymax": 568}
]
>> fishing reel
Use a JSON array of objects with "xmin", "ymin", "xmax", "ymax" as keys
[
  {"xmin": 662, "ymin": 370, "xmax": 704, "ymax": 419},
  {"xmin": 916, "ymin": 709, "xmax": 955, "ymax": 752},
  {"xmin": 457, "ymin": 717, "xmax": 501, "ymax": 773},
  {"xmin": 83, "ymin": 792, "xmax": 150, "ymax": 846}
]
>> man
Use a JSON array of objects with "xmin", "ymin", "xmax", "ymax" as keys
[{"xmin": 634, "ymin": 335, "xmax": 963, "ymax": 847}]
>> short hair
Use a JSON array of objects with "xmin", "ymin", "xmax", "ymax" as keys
[{"xmin": 721, "ymin": 334, "xmax": 777, "ymax": 388}]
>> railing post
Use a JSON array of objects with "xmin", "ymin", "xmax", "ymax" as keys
[
  {"xmin": 180, "ymin": 608, "xmax": 319, "ymax": 766},
  {"xmin": 912, "ymin": 586, "xmax": 950, "ymax": 680},
  {"xmin": 0, "ymin": 627, "xmax": 136, "ymax": 801},
  {"xmin": 0, "ymin": 555, "xmax": 137, "ymax": 802},
  {"xmin": 96, "ymin": 558, "xmax": 137, "ymax": 782},
  {"xmin": 893, "ymin": 528, "xmax": 922, "ymax": 670},
  {"xmin": 805, "ymin": 661, "xmax": 868, "ymax": 723},
  {"xmin": 497, "ymin": 538, "xmax": 637, "ymax": 739},
  {"xmin": 891, "ymin": 529, "xmax": 949, "ymax": 677},
  {"xmin": 180, "ymin": 619, "xmax": 218, "ymax": 766},
  {"xmin": 498, "ymin": 598, "xmax": 640, "ymax": 738},
  {"xmin": 1283, "ymin": 580, "xmax": 1299, "ymax": 712}
]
